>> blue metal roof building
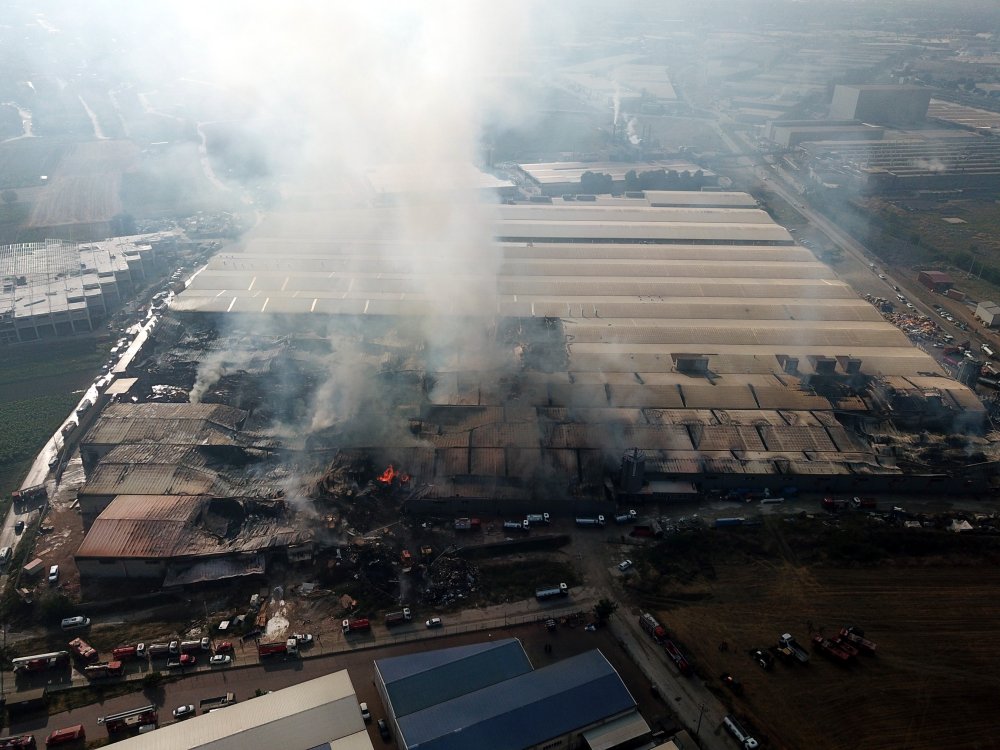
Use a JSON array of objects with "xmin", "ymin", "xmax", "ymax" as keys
[
  {"xmin": 375, "ymin": 638, "xmax": 533, "ymax": 718},
  {"xmin": 374, "ymin": 641, "xmax": 640, "ymax": 750}
]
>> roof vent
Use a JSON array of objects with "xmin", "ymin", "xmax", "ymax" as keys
[{"xmin": 672, "ymin": 353, "xmax": 710, "ymax": 373}]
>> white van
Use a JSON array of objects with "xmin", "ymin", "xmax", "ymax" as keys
[{"xmin": 0, "ymin": 546, "xmax": 11, "ymax": 566}]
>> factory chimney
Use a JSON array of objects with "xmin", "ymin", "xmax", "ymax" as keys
[{"xmin": 620, "ymin": 448, "xmax": 646, "ymax": 493}]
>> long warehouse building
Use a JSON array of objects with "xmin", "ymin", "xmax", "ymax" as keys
[{"xmin": 163, "ymin": 192, "xmax": 987, "ymax": 504}]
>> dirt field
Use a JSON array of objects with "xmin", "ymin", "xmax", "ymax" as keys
[
  {"xmin": 26, "ymin": 140, "xmax": 138, "ymax": 228},
  {"xmin": 641, "ymin": 545, "xmax": 1000, "ymax": 750}
]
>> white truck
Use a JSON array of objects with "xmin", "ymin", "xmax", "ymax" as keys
[{"xmin": 779, "ymin": 633, "xmax": 810, "ymax": 663}]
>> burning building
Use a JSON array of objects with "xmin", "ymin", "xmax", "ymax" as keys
[
  {"xmin": 75, "ymin": 494, "xmax": 309, "ymax": 585},
  {"xmin": 105, "ymin": 192, "xmax": 993, "ymax": 530}
]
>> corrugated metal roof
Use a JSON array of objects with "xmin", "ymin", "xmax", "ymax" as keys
[
  {"xmin": 101, "ymin": 403, "xmax": 247, "ymax": 429},
  {"xmin": 99, "ymin": 444, "xmax": 207, "ymax": 467},
  {"xmin": 495, "ymin": 205, "xmax": 773, "ymax": 225},
  {"xmin": 83, "ymin": 418, "xmax": 241, "ymax": 447},
  {"xmin": 500, "ymin": 242, "xmax": 806, "ymax": 261},
  {"xmin": 643, "ymin": 408, "xmax": 717, "ymax": 425},
  {"xmin": 704, "ymin": 458, "xmax": 778, "ymax": 475},
  {"xmin": 377, "ymin": 639, "xmax": 533, "ymax": 718},
  {"xmin": 80, "ymin": 464, "xmax": 222, "ymax": 497},
  {"xmin": 690, "ymin": 425, "xmax": 767, "ymax": 452},
  {"xmin": 681, "ymin": 385, "xmax": 759, "ymax": 409},
  {"xmin": 470, "ymin": 448, "xmax": 506, "ymax": 476},
  {"xmin": 395, "ymin": 649, "xmax": 636, "ymax": 750},
  {"xmin": 759, "ymin": 426, "xmax": 838, "ymax": 452},
  {"xmin": 111, "ymin": 670, "xmax": 371, "ymax": 750},
  {"xmin": 76, "ymin": 496, "xmax": 306, "ymax": 560},
  {"xmin": 469, "ymin": 423, "xmax": 540, "ymax": 448}
]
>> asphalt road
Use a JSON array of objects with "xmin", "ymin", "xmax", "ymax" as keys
[{"xmin": 5, "ymin": 616, "xmax": 686, "ymax": 748}]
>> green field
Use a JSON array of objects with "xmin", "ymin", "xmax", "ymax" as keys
[{"xmin": 0, "ymin": 339, "xmax": 104, "ymax": 499}]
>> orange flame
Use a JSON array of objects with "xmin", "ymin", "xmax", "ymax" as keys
[
  {"xmin": 400, "ymin": 473, "xmax": 411, "ymax": 484},
  {"xmin": 378, "ymin": 465, "xmax": 397, "ymax": 484}
]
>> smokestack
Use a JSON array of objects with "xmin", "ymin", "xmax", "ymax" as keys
[{"xmin": 620, "ymin": 448, "xmax": 646, "ymax": 493}]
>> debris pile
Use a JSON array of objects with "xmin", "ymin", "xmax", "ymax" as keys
[{"xmin": 421, "ymin": 556, "xmax": 479, "ymax": 606}]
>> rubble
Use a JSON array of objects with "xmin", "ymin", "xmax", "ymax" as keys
[{"xmin": 421, "ymin": 556, "xmax": 480, "ymax": 606}]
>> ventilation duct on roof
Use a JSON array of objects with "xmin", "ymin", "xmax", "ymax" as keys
[
  {"xmin": 808, "ymin": 355, "xmax": 837, "ymax": 375},
  {"xmin": 776, "ymin": 354, "xmax": 799, "ymax": 374},
  {"xmin": 837, "ymin": 356, "xmax": 862, "ymax": 374},
  {"xmin": 672, "ymin": 353, "xmax": 710, "ymax": 374}
]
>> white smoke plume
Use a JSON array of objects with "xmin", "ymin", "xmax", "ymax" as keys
[
  {"xmin": 626, "ymin": 116, "xmax": 641, "ymax": 145},
  {"xmin": 190, "ymin": 347, "xmax": 257, "ymax": 404}
]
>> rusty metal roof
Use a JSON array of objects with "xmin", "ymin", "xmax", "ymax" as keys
[
  {"xmin": 79, "ymin": 464, "xmax": 223, "ymax": 497},
  {"xmin": 101, "ymin": 403, "xmax": 247, "ymax": 429},
  {"xmin": 76, "ymin": 495, "xmax": 306, "ymax": 560}
]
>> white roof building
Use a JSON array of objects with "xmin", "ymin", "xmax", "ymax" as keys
[{"xmin": 112, "ymin": 670, "xmax": 373, "ymax": 750}]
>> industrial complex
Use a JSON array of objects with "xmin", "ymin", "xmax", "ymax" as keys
[
  {"xmin": 0, "ymin": 233, "xmax": 180, "ymax": 344},
  {"xmin": 3, "ymin": 4, "xmax": 1000, "ymax": 749},
  {"xmin": 49, "ymin": 184, "xmax": 990, "ymax": 588}
]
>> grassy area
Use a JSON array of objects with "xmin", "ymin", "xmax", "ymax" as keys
[
  {"xmin": 839, "ymin": 196, "xmax": 1000, "ymax": 299},
  {"xmin": 0, "ymin": 339, "xmax": 104, "ymax": 499},
  {"xmin": 0, "ymin": 393, "xmax": 81, "ymax": 466},
  {"xmin": 477, "ymin": 557, "xmax": 580, "ymax": 602},
  {"xmin": 758, "ymin": 187, "xmax": 808, "ymax": 229},
  {"xmin": 0, "ymin": 201, "xmax": 30, "ymax": 245},
  {"xmin": 0, "ymin": 138, "xmax": 69, "ymax": 190}
]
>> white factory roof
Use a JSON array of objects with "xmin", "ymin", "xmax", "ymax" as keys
[
  {"xmin": 174, "ymin": 194, "xmax": 944, "ymax": 378},
  {"xmin": 494, "ymin": 220, "xmax": 792, "ymax": 243},
  {"xmin": 494, "ymin": 205, "xmax": 773, "ymax": 224},
  {"xmin": 643, "ymin": 191, "xmax": 758, "ymax": 207},
  {"xmin": 111, "ymin": 670, "xmax": 373, "ymax": 750}
]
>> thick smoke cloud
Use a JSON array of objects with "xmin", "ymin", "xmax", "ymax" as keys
[{"xmin": 165, "ymin": 2, "xmax": 550, "ymax": 440}]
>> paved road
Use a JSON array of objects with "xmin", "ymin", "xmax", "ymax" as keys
[
  {"xmin": 572, "ymin": 530, "xmax": 739, "ymax": 750},
  {"xmin": 6, "ymin": 614, "xmax": 651, "ymax": 748}
]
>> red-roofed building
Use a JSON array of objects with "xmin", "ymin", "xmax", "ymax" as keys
[{"xmin": 918, "ymin": 270, "xmax": 954, "ymax": 292}]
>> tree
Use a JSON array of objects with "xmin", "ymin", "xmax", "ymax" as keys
[
  {"xmin": 580, "ymin": 171, "xmax": 613, "ymax": 195},
  {"xmin": 110, "ymin": 213, "xmax": 137, "ymax": 237},
  {"xmin": 594, "ymin": 598, "xmax": 618, "ymax": 624},
  {"xmin": 1, "ymin": 189, "xmax": 16, "ymax": 205}
]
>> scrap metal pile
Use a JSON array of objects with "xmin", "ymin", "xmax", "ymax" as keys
[{"xmin": 421, "ymin": 555, "xmax": 480, "ymax": 606}]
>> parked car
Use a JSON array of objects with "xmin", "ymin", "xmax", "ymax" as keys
[
  {"xmin": 617, "ymin": 559, "xmax": 633, "ymax": 572},
  {"xmin": 750, "ymin": 648, "xmax": 773, "ymax": 670},
  {"xmin": 377, "ymin": 719, "xmax": 392, "ymax": 742},
  {"xmin": 215, "ymin": 641, "xmax": 234, "ymax": 653},
  {"xmin": 14, "ymin": 520, "xmax": 24, "ymax": 534},
  {"xmin": 425, "ymin": 617, "xmax": 442, "ymax": 629},
  {"xmin": 359, "ymin": 702, "xmax": 371, "ymax": 723},
  {"xmin": 173, "ymin": 705, "xmax": 195, "ymax": 720},
  {"xmin": 60, "ymin": 616, "xmax": 90, "ymax": 631},
  {"xmin": 48, "ymin": 564, "xmax": 59, "ymax": 583},
  {"xmin": 209, "ymin": 654, "xmax": 232, "ymax": 666},
  {"xmin": 291, "ymin": 633, "xmax": 313, "ymax": 645}
]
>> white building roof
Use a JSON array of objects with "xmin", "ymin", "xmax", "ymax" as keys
[{"xmin": 112, "ymin": 670, "xmax": 373, "ymax": 750}]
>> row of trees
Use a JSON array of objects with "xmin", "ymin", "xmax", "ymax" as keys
[{"xmin": 579, "ymin": 168, "xmax": 708, "ymax": 194}]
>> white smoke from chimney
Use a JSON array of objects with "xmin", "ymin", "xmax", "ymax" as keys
[
  {"xmin": 613, "ymin": 82, "xmax": 622, "ymax": 126},
  {"xmin": 626, "ymin": 116, "xmax": 641, "ymax": 145}
]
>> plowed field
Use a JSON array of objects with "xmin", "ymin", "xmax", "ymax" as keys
[
  {"xmin": 27, "ymin": 139, "xmax": 138, "ymax": 227},
  {"xmin": 650, "ymin": 561, "xmax": 1000, "ymax": 750}
]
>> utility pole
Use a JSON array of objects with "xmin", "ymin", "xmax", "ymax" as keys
[{"xmin": 696, "ymin": 703, "xmax": 705, "ymax": 737}]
